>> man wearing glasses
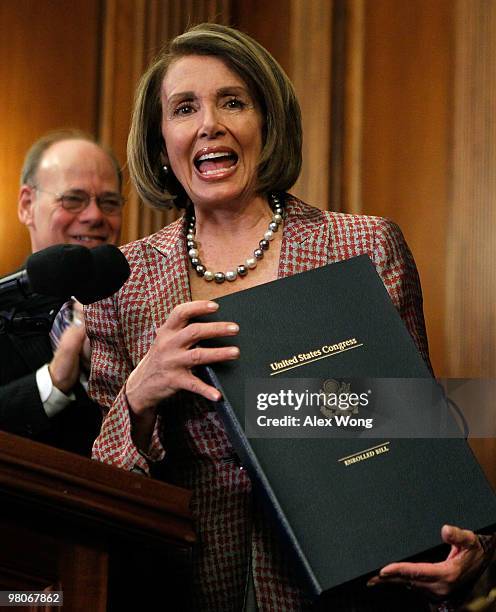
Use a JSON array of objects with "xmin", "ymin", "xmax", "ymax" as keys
[{"xmin": 0, "ymin": 130, "xmax": 123, "ymax": 455}]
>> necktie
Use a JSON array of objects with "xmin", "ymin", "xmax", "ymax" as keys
[{"xmin": 49, "ymin": 300, "xmax": 73, "ymax": 351}]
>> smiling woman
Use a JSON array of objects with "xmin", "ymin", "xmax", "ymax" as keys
[
  {"xmin": 127, "ymin": 24, "xmax": 301, "ymax": 213},
  {"xmin": 85, "ymin": 23, "xmax": 492, "ymax": 612}
]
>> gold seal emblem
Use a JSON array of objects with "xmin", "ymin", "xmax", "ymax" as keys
[{"xmin": 319, "ymin": 379, "xmax": 357, "ymax": 417}]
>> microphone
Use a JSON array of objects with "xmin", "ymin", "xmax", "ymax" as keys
[
  {"xmin": 77, "ymin": 244, "xmax": 131, "ymax": 303},
  {"xmin": 0, "ymin": 244, "xmax": 130, "ymax": 311}
]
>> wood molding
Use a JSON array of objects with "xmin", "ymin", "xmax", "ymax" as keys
[
  {"xmin": 99, "ymin": 0, "xmax": 149, "ymax": 245},
  {"xmin": 0, "ymin": 431, "xmax": 194, "ymax": 609},
  {"xmin": 341, "ymin": 0, "xmax": 364, "ymax": 215},
  {"xmin": 58, "ymin": 543, "xmax": 108, "ymax": 612},
  {"xmin": 328, "ymin": 0, "xmax": 365, "ymax": 214},
  {"xmin": 290, "ymin": 0, "xmax": 332, "ymax": 210},
  {"xmin": 0, "ymin": 431, "xmax": 194, "ymax": 546}
]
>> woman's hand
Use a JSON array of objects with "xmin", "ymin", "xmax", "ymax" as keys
[
  {"xmin": 125, "ymin": 300, "xmax": 239, "ymax": 416},
  {"xmin": 367, "ymin": 525, "xmax": 485, "ymax": 599}
]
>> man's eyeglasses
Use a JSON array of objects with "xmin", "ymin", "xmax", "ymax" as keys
[{"xmin": 32, "ymin": 187, "xmax": 125, "ymax": 216}]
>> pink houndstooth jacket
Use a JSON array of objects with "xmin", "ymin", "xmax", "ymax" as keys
[{"xmin": 86, "ymin": 197, "xmax": 431, "ymax": 611}]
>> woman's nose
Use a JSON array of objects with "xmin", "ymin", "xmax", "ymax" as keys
[{"xmin": 198, "ymin": 106, "xmax": 226, "ymax": 139}]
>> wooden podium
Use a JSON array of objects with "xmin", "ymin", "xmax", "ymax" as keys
[{"xmin": 0, "ymin": 431, "xmax": 195, "ymax": 611}]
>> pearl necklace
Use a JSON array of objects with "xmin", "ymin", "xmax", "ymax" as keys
[{"xmin": 186, "ymin": 193, "xmax": 284, "ymax": 283}]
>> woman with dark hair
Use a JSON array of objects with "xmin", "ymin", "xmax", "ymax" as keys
[{"xmin": 86, "ymin": 23, "xmax": 491, "ymax": 612}]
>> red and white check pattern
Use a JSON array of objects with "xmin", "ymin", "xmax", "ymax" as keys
[{"xmin": 86, "ymin": 197, "xmax": 430, "ymax": 611}]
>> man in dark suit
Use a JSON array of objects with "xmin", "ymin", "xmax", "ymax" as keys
[{"xmin": 0, "ymin": 130, "xmax": 123, "ymax": 455}]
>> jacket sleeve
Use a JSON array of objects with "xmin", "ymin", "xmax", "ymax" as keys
[
  {"xmin": 0, "ymin": 373, "xmax": 52, "ymax": 437},
  {"xmin": 459, "ymin": 535, "xmax": 496, "ymax": 611},
  {"xmin": 428, "ymin": 535, "xmax": 496, "ymax": 612},
  {"xmin": 370, "ymin": 217, "xmax": 432, "ymax": 372},
  {"xmin": 86, "ymin": 293, "xmax": 165, "ymax": 474}
]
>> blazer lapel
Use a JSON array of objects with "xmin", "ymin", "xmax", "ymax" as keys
[
  {"xmin": 278, "ymin": 197, "xmax": 330, "ymax": 278},
  {"xmin": 143, "ymin": 215, "xmax": 191, "ymax": 331}
]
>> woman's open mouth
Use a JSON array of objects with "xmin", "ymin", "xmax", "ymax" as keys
[{"xmin": 193, "ymin": 149, "xmax": 239, "ymax": 178}]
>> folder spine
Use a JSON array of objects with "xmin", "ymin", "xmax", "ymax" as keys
[{"xmin": 204, "ymin": 364, "xmax": 322, "ymax": 596}]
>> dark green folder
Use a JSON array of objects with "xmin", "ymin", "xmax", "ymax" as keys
[{"xmin": 199, "ymin": 255, "xmax": 496, "ymax": 597}]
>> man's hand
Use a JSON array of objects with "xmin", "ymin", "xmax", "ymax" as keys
[
  {"xmin": 48, "ymin": 314, "xmax": 87, "ymax": 394},
  {"xmin": 73, "ymin": 301, "xmax": 91, "ymax": 372}
]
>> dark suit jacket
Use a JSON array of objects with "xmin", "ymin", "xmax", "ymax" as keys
[{"xmin": 0, "ymin": 293, "xmax": 101, "ymax": 456}]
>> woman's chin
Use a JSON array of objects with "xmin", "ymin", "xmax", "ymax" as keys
[{"xmin": 188, "ymin": 180, "xmax": 254, "ymax": 208}]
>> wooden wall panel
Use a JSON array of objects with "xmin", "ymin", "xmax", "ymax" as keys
[
  {"xmin": 289, "ymin": 0, "xmax": 332, "ymax": 210},
  {"xmin": 360, "ymin": 0, "xmax": 452, "ymax": 376},
  {"xmin": 0, "ymin": 0, "xmax": 102, "ymax": 276},
  {"xmin": 232, "ymin": 0, "xmax": 291, "ymax": 76},
  {"xmin": 336, "ymin": 0, "xmax": 364, "ymax": 215},
  {"xmin": 445, "ymin": 0, "xmax": 496, "ymax": 487},
  {"xmin": 234, "ymin": 0, "xmax": 333, "ymax": 210},
  {"xmin": 99, "ymin": 0, "xmax": 150, "ymax": 247},
  {"xmin": 354, "ymin": 0, "xmax": 496, "ymax": 484},
  {"xmin": 447, "ymin": 0, "xmax": 496, "ymax": 378}
]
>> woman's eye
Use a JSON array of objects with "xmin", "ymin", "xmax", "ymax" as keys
[
  {"xmin": 225, "ymin": 98, "xmax": 246, "ymax": 110},
  {"xmin": 174, "ymin": 103, "xmax": 194, "ymax": 116}
]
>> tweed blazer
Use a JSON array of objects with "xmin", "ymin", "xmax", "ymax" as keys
[{"xmin": 87, "ymin": 197, "xmax": 431, "ymax": 611}]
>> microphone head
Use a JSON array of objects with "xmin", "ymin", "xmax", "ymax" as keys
[
  {"xmin": 26, "ymin": 244, "xmax": 93, "ymax": 298},
  {"xmin": 75, "ymin": 244, "xmax": 130, "ymax": 304},
  {"xmin": 24, "ymin": 243, "xmax": 130, "ymax": 305}
]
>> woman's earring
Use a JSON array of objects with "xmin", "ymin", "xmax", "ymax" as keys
[{"xmin": 163, "ymin": 164, "xmax": 169, "ymax": 175}]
